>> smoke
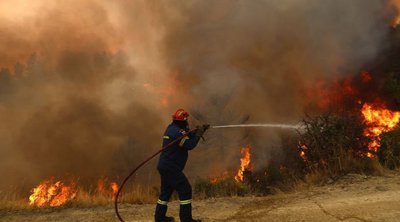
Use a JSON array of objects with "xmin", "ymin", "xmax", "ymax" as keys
[
  {"xmin": 156, "ymin": 0, "xmax": 392, "ymax": 176},
  {"xmin": 0, "ymin": 0, "xmax": 395, "ymax": 189},
  {"xmin": 0, "ymin": 0, "xmax": 167, "ymax": 189}
]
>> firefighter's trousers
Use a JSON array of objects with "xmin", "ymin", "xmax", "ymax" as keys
[{"xmin": 155, "ymin": 169, "xmax": 193, "ymax": 222}]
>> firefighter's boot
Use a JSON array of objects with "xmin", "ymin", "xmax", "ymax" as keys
[
  {"xmin": 155, "ymin": 204, "xmax": 174, "ymax": 222},
  {"xmin": 179, "ymin": 203, "xmax": 201, "ymax": 222}
]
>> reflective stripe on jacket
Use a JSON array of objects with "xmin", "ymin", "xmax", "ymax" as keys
[{"xmin": 157, "ymin": 122, "xmax": 201, "ymax": 171}]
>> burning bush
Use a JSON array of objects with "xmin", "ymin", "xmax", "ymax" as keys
[
  {"xmin": 235, "ymin": 145, "xmax": 252, "ymax": 182},
  {"xmin": 298, "ymin": 113, "xmax": 372, "ymax": 178}
]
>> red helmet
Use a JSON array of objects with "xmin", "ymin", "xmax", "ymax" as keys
[{"xmin": 172, "ymin": 108, "xmax": 189, "ymax": 121}]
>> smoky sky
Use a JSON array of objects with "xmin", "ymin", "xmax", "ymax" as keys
[{"xmin": 0, "ymin": 0, "xmax": 395, "ymax": 189}]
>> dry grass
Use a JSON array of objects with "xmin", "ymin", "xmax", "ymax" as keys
[
  {"xmin": 194, "ymin": 177, "xmax": 247, "ymax": 199},
  {"xmin": 0, "ymin": 198, "xmax": 30, "ymax": 210},
  {"xmin": 118, "ymin": 184, "xmax": 158, "ymax": 204},
  {"xmin": 0, "ymin": 184, "xmax": 159, "ymax": 211},
  {"xmin": 0, "ymin": 189, "xmax": 31, "ymax": 210}
]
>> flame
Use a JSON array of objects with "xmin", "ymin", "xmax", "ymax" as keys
[
  {"xmin": 111, "ymin": 182, "xmax": 119, "ymax": 197},
  {"xmin": 361, "ymin": 103, "xmax": 400, "ymax": 157},
  {"xmin": 235, "ymin": 145, "xmax": 252, "ymax": 182},
  {"xmin": 142, "ymin": 81, "xmax": 177, "ymax": 107},
  {"xmin": 394, "ymin": 17, "xmax": 400, "ymax": 27},
  {"xmin": 304, "ymin": 76, "xmax": 357, "ymax": 110},
  {"xmin": 210, "ymin": 170, "xmax": 229, "ymax": 184},
  {"xmin": 29, "ymin": 178, "xmax": 77, "ymax": 207},
  {"xmin": 391, "ymin": 0, "xmax": 400, "ymax": 27},
  {"xmin": 97, "ymin": 179, "xmax": 106, "ymax": 194},
  {"xmin": 299, "ymin": 144, "xmax": 308, "ymax": 163},
  {"xmin": 96, "ymin": 178, "xmax": 119, "ymax": 200},
  {"xmin": 361, "ymin": 71, "xmax": 372, "ymax": 83},
  {"xmin": 29, "ymin": 177, "xmax": 119, "ymax": 207}
]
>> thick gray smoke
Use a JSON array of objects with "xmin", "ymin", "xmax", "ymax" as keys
[{"xmin": 0, "ymin": 0, "xmax": 394, "ymax": 190}]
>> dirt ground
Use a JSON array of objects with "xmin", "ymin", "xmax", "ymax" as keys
[{"xmin": 2, "ymin": 172, "xmax": 400, "ymax": 222}]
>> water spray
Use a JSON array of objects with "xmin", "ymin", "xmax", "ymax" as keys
[
  {"xmin": 114, "ymin": 123, "xmax": 300, "ymax": 222},
  {"xmin": 211, "ymin": 123, "xmax": 302, "ymax": 129}
]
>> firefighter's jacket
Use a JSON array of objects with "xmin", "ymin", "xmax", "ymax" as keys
[{"xmin": 157, "ymin": 122, "xmax": 201, "ymax": 172}]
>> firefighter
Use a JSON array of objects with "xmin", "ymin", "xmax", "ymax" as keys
[{"xmin": 155, "ymin": 108, "xmax": 209, "ymax": 222}]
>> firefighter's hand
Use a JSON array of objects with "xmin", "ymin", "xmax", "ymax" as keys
[
  {"xmin": 202, "ymin": 124, "xmax": 210, "ymax": 132},
  {"xmin": 195, "ymin": 124, "xmax": 209, "ymax": 137}
]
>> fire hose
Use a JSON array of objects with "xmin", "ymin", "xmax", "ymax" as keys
[{"xmin": 114, "ymin": 123, "xmax": 300, "ymax": 221}]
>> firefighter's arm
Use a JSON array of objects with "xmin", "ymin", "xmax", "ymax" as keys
[
  {"xmin": 179, "ymin": 133, "xmax": 201, "ymax": 150},
  {"xmin": 179, "ymin": 125, "xmax": 210, "ymax": 150}
]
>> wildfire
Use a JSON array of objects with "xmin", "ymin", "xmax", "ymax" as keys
[
  {"xmin": 391, "ymin": 0, "xmax": 400, "ymax": 27},
  {"xmin": 299, "ymin": 144, "xmax": 308, "ymax": 163},
  {"xmin": 29, "ymin": 177, "xmax": 119, "ymax": 207},
  {"xmin": 210, "ymin": 171, "xmax": 229, "ymax": 184},
  {"xmin": 235, "ymin": 145, "xmax": 252, "ymax": 182},
  {"xmin": 361, "ymin": 103, "xmax": 400, "ymax": 157},
  {"xmin": 142, "ymin": 81, "xmax": 177, "ymax": 107},
  {"xmin": 394, "ymin": 16, "xmax": 400, "ymax": 28},
  {"xmin": 97, "ymin": 178, "xmax": 119, "ymax": 200},
  {"xmin": 29, "ymin": 178, "xmax": 77, "ymax": 207},
  {"xmin": 361, "ymin": 71, "xmax": 372, "ymax": 83},
  {"xmin": 111, "ymin": 182, "xmax": 119, "ymax": 196}
]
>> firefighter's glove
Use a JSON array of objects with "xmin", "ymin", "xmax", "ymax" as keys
[
  {"xmin": 202, "ymin": 124, "xmax": 210, "ymax": 132},
  {"xmin": 195, "ymin": 124, "xmax": 210, "ymax": 138}
]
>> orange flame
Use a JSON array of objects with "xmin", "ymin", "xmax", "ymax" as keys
[
  {"xmin": 29, "ymin": 177, "xmax": 119, "ymax": 207},
  {"xmin": 142, "ymin": 82, "xmax": 177, "ymax": 107},
  {"xmin": 394, "ymin": 17, "xmax": 400, "ymax": 28},
  {"xmin": 210, "ymin": 171, "xmax": 229, "ymax": 184},
  {"xmin": 29, "ymin": 178, "xmax": 77, "ymax": 207},
  {"xmin": 235, "ymin": 145, "xmax": 252, "ymax": 182},
  {"xmin": 361, "ymin": 103, "xmax": 400, "ymax": 157},
  {"xmin": 391, "ymin": 0, "xmax": 400, "ymax": 27},
  {"xmin": 299, "ymin": 144, "xmax": 309, "ymax": 163},
  {"xmin": 111, "ymin": 182, "xmax": 119, "ymax": 197},
  {"xmin": 300, "ymin": 151, "xmax": 306, "ymax": 159},
  {"xmin": 390, "ymin": 0, "xmax": 400, "ymax": 28},
  {"xmin": 97, "ymin": 178, "xmax": 119, "ymax": 200},
  {"xmin": 361, "ymin": 71, "xmax": 372, "ymax": 83}
]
